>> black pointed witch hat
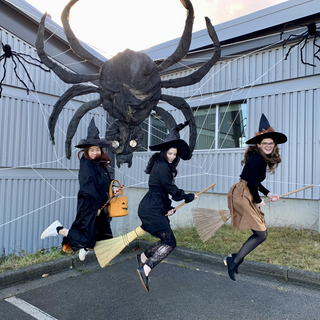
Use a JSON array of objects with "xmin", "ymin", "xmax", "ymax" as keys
[
  {"xmin": 75, "ymin": 118, "xmax": 110, "ymax": 149},
  {"xmin": 149, "ymin": 120, "xmax": 191, "ymax": 160},
  {"xmin": 246, "ymin": 113, "xmax": 287, "ymax": 145}
]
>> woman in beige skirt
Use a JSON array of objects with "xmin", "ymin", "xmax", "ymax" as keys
[{"xmin": 225, "ymin": 114, "xmax": 287, "ymax": 281}]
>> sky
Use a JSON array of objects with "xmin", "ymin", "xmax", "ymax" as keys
[{"xmin": 25, "ymin": 0, "xmax": 288, "ymax": 59}]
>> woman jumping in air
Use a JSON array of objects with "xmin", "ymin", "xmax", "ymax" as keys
[{"xmin": 226, "ymin": 113, "xmax": 287, "ymax": 281}]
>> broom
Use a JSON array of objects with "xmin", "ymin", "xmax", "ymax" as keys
[
  {"xmin": 192, "ymin": 184, "xmax": 315, "ymax": 243},
  {"xmin": 94, "ymin": 182, "xmax": 216, "ymax": 268}
]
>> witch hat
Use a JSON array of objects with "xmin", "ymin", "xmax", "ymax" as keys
[
  {"xmin": 149, "ymin": 120, "xmax": 191, "ymax": 160},
  {"xmin": 246, "ymin": 113, "xmax": 287, "ymax": 145},
  {"xmin": 75, "ymin": 118, "xmax": 110, "ymax": 149}
]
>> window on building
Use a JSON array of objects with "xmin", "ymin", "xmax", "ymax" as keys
[
  {"xmin": 218, "ymin": 103, "xmax": 247, "ymax": 148},
  {"xmin": 193, "ymin": 102, "xmax": 247, "ymax": 150},
  {"xmin": 150, "ymin": 114, "xmax": 167, "ymax": 146},
  {"xmin": 136, "ymin": 102, "xmax": 246, "ymax": 152}
]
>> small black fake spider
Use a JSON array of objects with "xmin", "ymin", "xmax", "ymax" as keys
[
  {"xmin": 280, "ymin": 21, "xmax": 320, "ymax": 67},
  {"xmin": 0, "ymin": 42, "xmax": 50, "ymax": 97}
]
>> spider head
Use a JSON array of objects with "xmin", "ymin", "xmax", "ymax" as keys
[{"xmin": 105, "ymin": 120, "xmax": 144, "ymax": 168}]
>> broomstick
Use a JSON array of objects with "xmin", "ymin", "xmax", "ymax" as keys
[
  {"xmin": 192, "ymin": 184, "xmax": 314, "ymax": 243},
  {"xmin": 94, "ymin": 182, "xmax": 216, "ymax": 268}
]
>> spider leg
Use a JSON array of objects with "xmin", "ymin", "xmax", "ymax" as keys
[
  {"xmin": 313, "ymin": 34, "xmax": 320, "ymax": 62},
  {"xmin": 159, "ymin": 94, "xmax": 196, "ymax": 157},
  {"xmin": 61, "ymin": 0, "xmax": 104, "ymax": 67},
  {"xmin": 49, "ymin": 84, "xmax": 100, "ymax": 144},
  {"xmin": 282, "ymin": 33, "xmax": 305, "ymax": 47},
  {"xmin": 153, "ymin": 106, "xmax": 177, "ymax": 132},
  {"xmin": 15, "ymin": 52, "xmax": 50, "ymax": 73},
  {"xmin": 157, "ymin": 0, "xmax": 194, "ymax": 72},
  {"xmin": 284, "ymin": 36, "xmax": 306, "ymax": 60},
  {"xmin": 161, "ymin": 17, "xmax": 220, "ymax": 89},
  {"xmin": 14, "ymin": 55, "xmax": 37, "ymax": 90},
  {"xmin": 280, "ymin": 22, "xmax": 306, "ymax": 40},
  {"xmin": 65, "ymin": 99, "xmax": 102, "ymax": 159},
  {"xmin": 300, "ymin": 37, "xmax": 315, "ymax": 67},
  {"xmin": 11, "ymin": 56, "xmax": 31, "ymax": 93},
  {"xmin": 0, "ymin": 57, "xmax": 7, "ymax": 98},
  {"xmin": 36, "ymin": 13, "xmax": 99, "ymax": 83}
]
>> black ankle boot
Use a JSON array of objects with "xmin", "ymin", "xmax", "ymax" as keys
[
  {"xmin": 231, "ymin": 253, "xmax": 243, "ymax": 274},
  {"xmin": 225, "ymin": 255, "xmax": 239, "ymax": 281}
]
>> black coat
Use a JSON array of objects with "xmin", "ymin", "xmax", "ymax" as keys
[
  {"xmin": 138, "ymin": 158, "xmax": 194, "ymax": 236},
  {"xmin": 66, "ymin": 157, "xmax": 112, "ymax": 251}
]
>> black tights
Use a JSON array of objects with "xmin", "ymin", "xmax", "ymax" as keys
[
  {"xmin": 234, "ymin": 229, "xmax": 268, "ymax": 265},
  {"xmin": 144, "ymin": 230, "xmax": 176, "ymax": 270}
]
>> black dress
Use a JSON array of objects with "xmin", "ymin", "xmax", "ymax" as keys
[
  {"xmin": 138, "ymin": 158, "xmax": 194, "ymax": 236},
  {"xmin": 65, "ymin": 157, "xmax": 112, "ymax": 251}
]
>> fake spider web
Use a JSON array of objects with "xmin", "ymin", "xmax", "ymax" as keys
[{"xmin": 0, "ymin": 18, "xmax": 318, "ymax": 254}]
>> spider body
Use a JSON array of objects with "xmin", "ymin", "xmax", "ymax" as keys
[
  {"xmin": 36, "ymin": 0, "xmax": 221, "ymax": 167},
  {"xmin": 281, "ymin": 21, "xmax": 320, "ymax": 67}
]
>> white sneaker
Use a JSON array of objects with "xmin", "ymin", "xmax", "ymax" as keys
[
  {"xmin": 41, "ymin": 220, "xmax": 62, "ymax": 239},
  {"xmin": 79, "ymin": 248, "xmax": 89, "ymax": 261}
]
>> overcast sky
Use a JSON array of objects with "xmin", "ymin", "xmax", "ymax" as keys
[{"xmin": 25, "ymin": 0, "xmax": 288, "ymax": 58}]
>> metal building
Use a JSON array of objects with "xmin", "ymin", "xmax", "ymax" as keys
[
  {"xmin": 0, "ymin": 0, "xmax": 319, "ymax": 256},
  {"xmin": 0, "ymin": 0, "xmax": 108, "ymax": 255},
  {"xmin": 114, "ymin": 0, "xmax": 320, "ymax": 235}
]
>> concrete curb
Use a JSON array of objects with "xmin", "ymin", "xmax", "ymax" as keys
[
  {"xmin": 136, "ymin": 240, "xmax": 320, "ymax": 286},
  {"xmin": 1, "ymin": 240, "xmax": 319, "ymax": 289},
  {"xmin": 0, "ymin": 249, "xmax": 98, "ymax": 288}
]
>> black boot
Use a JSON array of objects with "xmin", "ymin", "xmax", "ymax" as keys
[
  {"xmin": 225, "ymin": 255, "xmax": 239, "ymax": 281},
  {"xmin": 231, "ymin": 253, "xmax": 243, "ymax": 274}
]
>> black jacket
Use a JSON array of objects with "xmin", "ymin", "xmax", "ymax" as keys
[
  {"xmin": 66, "ymin": 157, "xmax": 111, "ymax": 251},
  {"xmin": 138, "ymin": 158, "xmax": 194, "ymax": 235}
]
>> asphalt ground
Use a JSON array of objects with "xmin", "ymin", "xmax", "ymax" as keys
[{"xmin": 1, "ymin": 240, "xmax": 320, "ymax": 320}]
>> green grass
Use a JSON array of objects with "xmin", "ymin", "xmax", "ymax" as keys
[
  {"xmin": 1, "ymin": 225, "xmax": 320, "ymax": 274},
  {"xmin": 140, "ymin": 225, "xmax": 320, "ymax": 273},
  {"xmin": 0, "ymin": 247, "xmax": 73, "ymax": 274}
]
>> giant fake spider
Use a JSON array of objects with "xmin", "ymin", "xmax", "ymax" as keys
[
  {"xmin": 280, "ymin": 21, "xmax": 320, "ymax": 67},
  {"xmin": 36, "ymin": 0, "xmax": 221, "ymax": 167},
  {"xmin": 0, "ymin": 42, "xmax": 50, "ymax": 97}
]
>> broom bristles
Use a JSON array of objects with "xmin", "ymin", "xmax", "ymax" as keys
[
  {"xmin": 94, "ymin": 226, "xmax": 145, "ymax": 268},
  {"xmin": 192, "ymin": 208, "xmax": 231, "ymax": 242}
]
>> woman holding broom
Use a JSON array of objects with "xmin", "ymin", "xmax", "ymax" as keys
[
  {"xmin": 225, "ymin": 113, "xmax": 287, "ymax": 281},
  {"xmin": 41, "ymin": 118, "xmax": 119, "ymax": 261},
  {"xmin": 136, "ymin": 121, "xmax": 198, "ymax": 292}
]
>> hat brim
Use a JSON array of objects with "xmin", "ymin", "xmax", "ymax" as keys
[
  {"xmin": 75, "ymin": 138, "xmax": 110, "ymax": 149},
  {"xmin": 149, "ymin": 139, "xmax": 190, "ymax": 160},
  {"xmin": 246, "ymin": 132, "xmax": 287, "ymax": 145}
]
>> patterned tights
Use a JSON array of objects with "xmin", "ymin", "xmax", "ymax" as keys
[{"xmin": 144, "ymin": 229, "xmax": 176, "ymax": 270}]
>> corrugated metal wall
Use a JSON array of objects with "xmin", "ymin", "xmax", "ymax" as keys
[
  {"xmin": 1, "ymin": 21, "xmax": 320, "ymax": 255},
  {"xmin": 116, "ymin": 38, "xmax": 320, "ymax": 203},
  {"xmin": 0, "ymin": 27, "xmax": 108, "ymax": 254}
]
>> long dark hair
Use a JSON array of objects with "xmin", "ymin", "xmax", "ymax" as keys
[
  {"xmin": 78, "ymin": 146, "xmax": 112, "ymax": 168},
  {"xmin": 145, "ymin": 149, "xmax": 180, "ymax": 178},
  {"xmin": 241, "ymin": 142, "xmax": 281, "ymax": 174}
]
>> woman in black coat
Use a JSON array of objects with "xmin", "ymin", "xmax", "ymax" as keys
[
  {"xmin": 136, "ymin": 122, "xmax": 198, "ymax": 292},
  {"xmin": 41, "ymin": 118, "xmax": 119, "ymax": 261}
]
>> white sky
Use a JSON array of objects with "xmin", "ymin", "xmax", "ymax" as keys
[{"xmin": 25, "ymin": 0, "xmax": 288, "ymax": 58}]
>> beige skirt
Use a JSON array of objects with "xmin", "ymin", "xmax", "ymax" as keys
[{"xmin": 228, "ymin": 179, "xmax": 266, "ymax": 231}]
